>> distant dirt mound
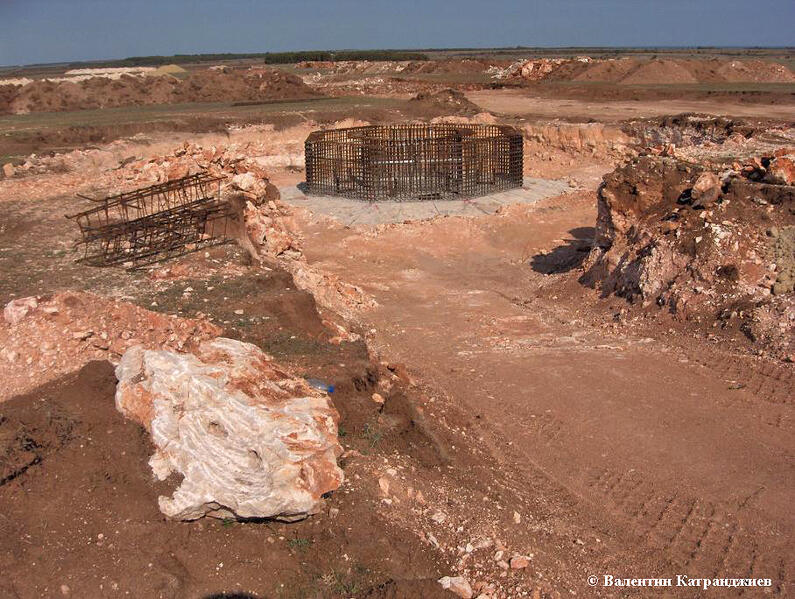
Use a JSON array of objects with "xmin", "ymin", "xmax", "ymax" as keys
[
  {"xmin": 297, "ymin": 58, "xmax": 508, "ymax": 81},
  {"xmin": 409, "ymin": 88, "xmax": 481, "ymax": 115},
  {"xmin": 402, "ymin": 59, "xmax": 497, "ymax": 74},
  {"xmin": 0, "ymin": 84, "xmax": 18, "ymax": 110},
  {"xmin": 153, "ymin": 63, "xmax": 188, "ymax": 77},
  {"xmin": 619, "ymin": 59, "xmax": 699, "ymax": 85},
  {"xmin": 572, "ymin": 58, "xmax": 637, "ymax": 82},
  {"xmin": 490, "ymin": 57, "xmax": 592, "ymax": 82},
  {"xmin": 715, "ymin": 59, "xmax": 795, "ymax": 83},
  {"xmin": 0, "ymin": 67, "xmax": 320, "ymax": 115},
  {"xmin": 523, "ymin": 57, "xmax": 795, "ymax": 86}
]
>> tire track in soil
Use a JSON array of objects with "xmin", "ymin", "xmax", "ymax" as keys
[
  {"xmin": 583, "ymin": 465, "xmax": 791, "ymax": 596},
  {"xmin": 686, "ymin": 346, "xmax": 793, "ymax": 407}
]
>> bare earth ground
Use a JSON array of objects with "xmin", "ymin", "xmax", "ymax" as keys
[
  {"xmin": 0, "ymin": 55, "xmax": 793, "ymax": 598},
  {"xmin": 290, "ymin": 189, "xmax": 794, "ymax": 593}
]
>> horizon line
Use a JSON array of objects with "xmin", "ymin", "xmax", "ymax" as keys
[{"xmin": 2, "ymin": 45, "xmax": 793, "ymax": 70}]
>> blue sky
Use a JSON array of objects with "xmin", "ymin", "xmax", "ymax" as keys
[{"xmin": 1, "ymin": 0, "xmax": 793, "ymax": 66}]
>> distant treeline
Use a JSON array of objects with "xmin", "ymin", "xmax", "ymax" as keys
[{"xmin": 68, "ymin": 50, "xmax": 429, "ymax": 68}]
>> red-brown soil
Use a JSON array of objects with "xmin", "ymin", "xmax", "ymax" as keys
[
  {"xmin": 0, "ymin": 80, "xmax": 793, "ymax": 598},
  {"xmin": 290, "ymin": 189, "xmax": 794, "ymax": 597},
  {"xmin": 408, "ymin": 89, "xmax": 482, "ymax": 115},
  {"xmin": 0, "ymin": 360, "xmax": 450, "ymax": 599}
]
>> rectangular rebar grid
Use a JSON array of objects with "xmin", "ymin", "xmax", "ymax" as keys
[
  {"xmin": 66, "ymin": 173, "xmax": 234, "ymax": 269},
  {"xmin": 305, "ymin": 124, "xmax": 524, "ymax": 202}
]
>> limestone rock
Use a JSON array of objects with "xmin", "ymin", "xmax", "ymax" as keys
[
  {"xmin": 691, "ymin": 171, "xmax": 721, "ymax": 207},
  {"xmin": 230, "ymin": 172, "xmax": 259, "ymax": 192},
  {"xmin": 767, "ymin": 156, "xmax": 795, "ymax": 186},
  {"xmin": 3, "ymin": 297, "xmax": 38, "ymax": 324},
  {"xmin": 289, "ymin": 262, "xmax": 377, "ymax": 319},
  {"xmin": 225, "ymin": 171, "xmax": 279, "ymax": 206},
  {"xmin": 115, "ymin": 337, "xmax": 344, "ymax": 521},
  {"xmin": 165, "ymin": 162, "xmax": 190, "ymax": 181},
  {"xmin": 438, "ymin": 576, "xmax": 473, "ymax": 599},
  {"xmin": 241, "ymin": 200, "xmax": 300, "ymax": 258}
]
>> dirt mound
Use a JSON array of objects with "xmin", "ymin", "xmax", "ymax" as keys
[
  {"xmin": 0, "ymin": 67, "xmax": 320, "ymax": 115},
  {"xmin": 408, "ymin": 88, "xmax": 481, "ymax": 115},
  {"xmin": 512, "ymin": 57, "xmax": 795, "ymax": 86},
  {"xmin": 402, "ymin": 58, "xmax": 497, "ymax": 74},
  {"xmin": 582, "ymin": 155, "xmax": 794, "ymax": 358},
  {"xmin": 491, "ymin": 57, "xmax": 592, "ymax": 81},
  {"xmin": 619, "ymin": 59, "xmax": 699, "ymax": 85},
  {"xmin": 0, "ymin": 84, "xmax": 18, "ymax": 109},
  {"xmin": 174, "ymin": 68, "xmax": 316, "ymax": 104},
  {"xmin": 298, "ymin": 59, "xmax": 499, "ymax": 76},
  {"xmin": 571, "ymin": 58, "xmax": 637, "ymax": 82},
  {"xmin": 152, "ymin": 63, "xmax": 187, "ymax": 77},
  {"xmin": 298, "ymin": 59, "xmax": 506, "ymax": 97},
  {"xmin": 715, "ymin": 59, "xmax": 795, "ymax": 83}
]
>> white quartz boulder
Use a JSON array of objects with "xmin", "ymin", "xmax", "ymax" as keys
[{"xmin": 115, "ymin": 337, "xmax": 343, "ymax": 521}]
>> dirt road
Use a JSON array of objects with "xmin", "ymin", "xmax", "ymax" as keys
[{"xmin": 293, "ymin": 190, "xmax": 794, "ymax": 594}]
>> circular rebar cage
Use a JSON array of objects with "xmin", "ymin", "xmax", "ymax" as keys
[{"xmin": 304, "ymin": 123, "xmax": 523, "ymax": 202}]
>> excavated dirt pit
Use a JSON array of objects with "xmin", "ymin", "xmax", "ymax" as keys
[{"xmin": 1, "ymin": 91, "xmax": 793, "ymax": 599}]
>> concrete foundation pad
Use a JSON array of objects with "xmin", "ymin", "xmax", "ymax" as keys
[{"xmin": 279, "ymin": 177, "xmax": 572, "ymax": 225}]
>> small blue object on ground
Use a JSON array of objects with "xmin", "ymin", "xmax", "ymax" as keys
[{"xmin": 305, "ymin": 378, "xmax": 335, "ymax": 394}]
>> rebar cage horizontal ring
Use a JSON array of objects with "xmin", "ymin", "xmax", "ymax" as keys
[{"xmin": 304, "ymin": 123, "xmax": 523, "ymax": 202}]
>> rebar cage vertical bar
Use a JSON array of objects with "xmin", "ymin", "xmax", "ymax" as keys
[
  {"xmin": 66, "ymin": 173, "xmax": 234, "ymax": 269},
  {"xmin": 305, "ymin": 124, "xmax": 523, "ymax": 202}
]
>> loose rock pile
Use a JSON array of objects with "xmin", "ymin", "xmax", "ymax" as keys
[
  {"xmin": 583, "ymin": 154, "xmax": 794, "ymax": 358},
  {"xmin": 117, "ymin": 140, "xmax": 304, "ymax": 261},
  {"xmin": 121, "ymin": 140, "xmax": 281, "ymax": 187},
  {"xmin": 0, "ymin": 291, "xmax": 221, "ymax": 401},
  {"xmin": 731, "ymin": 148, "xmax": 795, "ymax": 186},
  {"xmin": 488, "ymin": 56, "xmax": 591, "ymax": 81}
]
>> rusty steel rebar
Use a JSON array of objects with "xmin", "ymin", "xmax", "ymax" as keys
[
  {"xmin": 304, "ymin": 123, "xmax": 523, "ymax": 202},
  {"xmin": 66, "ymin": 173, "xmax": 234, "ymax": 269}
]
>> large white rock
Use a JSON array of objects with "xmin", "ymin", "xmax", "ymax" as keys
[{"xmin": 115, "ymin": 337, "xmax": 344, "ymax": 521}]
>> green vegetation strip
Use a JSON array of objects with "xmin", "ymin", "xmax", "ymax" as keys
[{"xmin": 67, "ymin": 50, "xmax": 429, "ymax": 68}]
